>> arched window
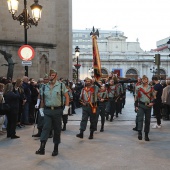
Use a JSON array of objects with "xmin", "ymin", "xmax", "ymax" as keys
[
  {"xmin": 126, "ymin": 69, "xmax": 138, "ymax": 79},
  {"xmin": 101, "ymin": 68, "xmax": 108, "ymax": 75},
  {"xmin": 126, "ymin": 69, "xmax": 137, "ymax": 75},
  {"xmin": 160, "ymin": 69, "xmax": 166, "ymax": 75},
  {"xmin": 101, "ymin": 68, "xmax": 108, "ymax": 78}
]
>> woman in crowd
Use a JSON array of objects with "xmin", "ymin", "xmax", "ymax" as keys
[
  {"xmin": 0, "ymin": 83, "xmax": 6, "ymax": 135},
  {"xmin": 15, "ymin": 79, "xmax": 26, "ymax": 128},
  {"xmin": 3, "ymin": 83, "xmax": 20, "ymax": 139}
]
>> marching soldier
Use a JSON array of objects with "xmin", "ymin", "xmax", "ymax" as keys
[
  {"xmin": 96, "ymin": 81, "xmax": 108, "ymax": 132},
  {"xmin": 135, "ymin": 75, "xmax": 155, "ymax": 141},
  {"xmin": 133, "ymin": 77, "xmax": 142, "ymax": 131},
  {"xmin": 61, "ymin": 83, "xmax": 73, "ymax": 131},
  {"xmin": 76, "ymin": 77, "xmax": 99, "ymax": 139},
  {"xmin": 35, "ymin": 69, "xmax": 69, "ymax": 156},
  {"xmin": 105, "ymin": 79, "xmax": 119, "ymax": 122}
]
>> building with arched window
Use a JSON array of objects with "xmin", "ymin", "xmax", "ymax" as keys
[{"xmin": 72, "ymin": 29, "xmax": 170, "ymax": 80}]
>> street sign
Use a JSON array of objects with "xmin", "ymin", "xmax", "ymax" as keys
[
  {"xmin": 18, "ymin": 45, "xmax": 35, "ymax": 61},
  {"xmin": 21, "ymin": 60, "xmax": 32, "ymax": 66}
]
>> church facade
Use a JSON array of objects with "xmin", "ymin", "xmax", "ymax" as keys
[
  {"xmin": 72, "ymin": 29, "xmax": 170, "ymax": 81},
  {"xmin": 0, "ymin": 0, "xmax": 72, "ymax": 80}
]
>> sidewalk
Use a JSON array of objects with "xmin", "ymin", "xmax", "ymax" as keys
[{"xmin": 0, "ymin": 91, "xmax": 170, "ymax": 170}]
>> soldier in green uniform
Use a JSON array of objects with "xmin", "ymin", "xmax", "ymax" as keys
[
  {"xmin": 76, "ymin": 77, "xmax": 99, "ymax": 139},
  {"xmin": 96, "ymin": 81, "xmax": 108, "ymax": 132},
  {"xmin": 35, "ymin": 69, "xmax": 69, "ymax": 156},
  {"xmin": 135, "ymin": 75, "xmax": 155, "ymax": 141},
  {"xmin": 106, "ymin": 79, "xmax": 119, "ymax": 121},
  {"xmin": 132, "ymin": 77, "xmax": 142, "ymax": 131}
]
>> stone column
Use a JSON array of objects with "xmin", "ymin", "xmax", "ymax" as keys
[{"xmin": 55, "ymin": 0, "xmax": 72, "ymax": 80}]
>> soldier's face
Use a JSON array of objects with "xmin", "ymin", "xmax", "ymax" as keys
[
  {"xmin": 109, "ymin": 80, "xmax": 114, "ymax": 85},
  {"xmin": 142, "ymin": 78, "xmax": 148, "ymax": 84},
  {"xmin": 85, "ymin": 80, "xmax": 91, "ymax": 86},
  {"xmin": 50, "ymin": 73, "xmax": 57, "ymax": 81}
]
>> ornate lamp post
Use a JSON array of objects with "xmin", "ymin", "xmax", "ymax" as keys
[
  {"xmin": 74, "ymin": 46, "xmax": 81, "ymax": 82},
  {"xmin": 150, "ymin": 67, "xmax": 157, "ymax": 76},
  {"xmin": 7, "ymin": 0, "xmax": 42, "ymax": 76}
]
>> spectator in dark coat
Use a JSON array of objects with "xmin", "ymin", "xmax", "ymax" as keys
[{"xmin": 4, "ymin": 83, "xmax": 20, "ymax": 139}]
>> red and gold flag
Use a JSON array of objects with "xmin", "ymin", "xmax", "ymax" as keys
[{"xmin": 91, "ymin": 30, "xmax": 101, "ymax": 81}]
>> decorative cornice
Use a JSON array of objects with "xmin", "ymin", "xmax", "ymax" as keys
[{"xmin": 0, "ymin": 40, "xmax": 56, "ymax": 49}]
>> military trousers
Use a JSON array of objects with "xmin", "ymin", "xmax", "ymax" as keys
[
  {"xmin": 106, "ymin": 98, "xmax": 115, "ymax": 116},
  {"xmin": 137, "ymin": 104, "xmax": 151, "ymax": 133},
  {"xmin": 37, "ymin": 111, "xmax": 44, "ymax": 130},
  {"xmin": 80, "ymin": 106, "xmax": 97, "ymax": 132},
  {"xmin": 96, "ymin": 102, "xmax": 106, "ymax": 126},
  {"xmin": 40, "ymin": 108, "xmax": 63, "ymax": 144}
]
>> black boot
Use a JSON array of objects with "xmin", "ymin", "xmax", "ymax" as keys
[
  {"xmin": 76, "ymin": 130, "xmax": 83, "ymax": 138},
  {"xmin": 132, "ymin": 127, "xmax": 138, "ymax": 131},
  {"xmin": 145, "ymin": 132, "xmax": 150, "ymax": 141},
  {"xmin": 35, "ymin": 141, "xmax": 46, "ymax": 155},
  {"xmin": 110, "ymin": 115, "xmax": 113, "ymax": 122},
  {"xmin": 138, "ymin": 131, "xmax": 142, "ymax": 140},
  {"xmin": 32, "ymin": 129, "xmax": 42, "ymax": 137},
  {"xmin": 52, "ymin": 144, "xmax": 59, "ymax": 156},
  {"xmin": 106, "ymin": 113, "xmax": 109, "ymax": 120},
  {"xmin": 88, "ymin": 131, "xmax": 94, "ymax": 139},
  {"xmin": 49, "ymin": 130, "xmax": 53, "ymax": 138},
  {"xmin": 100, "ymin": 124, "xmax": 104, "ymax": 132},
  {"xmin": 62, "ymin": 123, "xmax": 66, "ymax": 131}
]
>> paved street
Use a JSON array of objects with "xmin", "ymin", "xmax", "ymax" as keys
[{"xmin": 0, "ymin": 91, "xmax": 170, "ymax": 170}]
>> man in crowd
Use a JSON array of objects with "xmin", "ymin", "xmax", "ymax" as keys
[{"xmin": 152, "ymin": 76, "xmax": 163, "ymax": 128}]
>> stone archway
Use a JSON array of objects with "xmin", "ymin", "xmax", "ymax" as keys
[
  {"xmin": 40, "ymin": 54, "xmax": 49, "ymax": 78},
  {"xmin": 101, "ymin": 68, "xmax": 108, "ymax": 78},
  {"xmin": 126, "ymin": 68, "xmax": 138, "ymax": 79},
  {"xmin": 159, "ymin": 69, "xmax": 166, "ymax": 80}
]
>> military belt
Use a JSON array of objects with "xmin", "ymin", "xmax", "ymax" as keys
[
  {"xmin": 45, "ymin": 106, "xmax": 63, "ymax": 110},
  {"xmin": 139, "ymin": 101, "xmax": 149, "ymax": 106}
]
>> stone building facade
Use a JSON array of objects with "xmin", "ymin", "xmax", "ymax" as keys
[
  {"xmin": 72, "ymin": 29, "xmax": 170, "ymax": 81},
  {"xmin": 0, "ymin": 0, "xmax": 72, "ymax": 80}
]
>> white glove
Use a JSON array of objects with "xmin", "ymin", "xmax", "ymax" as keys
[
  {"xmin": 63, "ymin": 106, "xmax": 69, "ymax": 115},
  {"xmin": 39, "ymin": 108, "xmax": 44, "ymax": 116},
  {"xmin": 35, "ymin": 99, "xmax": 41, "ymax": 108}
]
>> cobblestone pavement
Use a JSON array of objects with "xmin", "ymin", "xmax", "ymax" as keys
[{"xmin": 0, "ymin": 91, "xmax": 170, "ymax": 170}]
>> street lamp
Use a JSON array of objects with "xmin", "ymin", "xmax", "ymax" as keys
[
  {"xmin": 150, "ymin": 67, "xmax": 157, "ymax": 76},
  {"xmin": 74, "ymin": 46, "xmax": 81, "ymax": 82},
  {"xmin": 7, "ymin": 0, "xmax": 42, "ymax": 76}
]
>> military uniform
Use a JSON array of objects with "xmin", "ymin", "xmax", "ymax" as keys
[
  {"xmin": 133, "ymin": 81, "xmax": 142, "ymax": 131},
  {"xmin": 40, "ymin": 81, "xmax": 68, "ymax": 143},
  {"xmin": 36, "ymin": 69, "xmax": 69, "ymax": 156},
  {"xmin": 135, "ymin": 82, "xmax": 155, "ymax": 141},
  {"xmin": 76, "ymin": 79, "xmax": 99, "ymax": 139},
  {"xmin": 115, "ymin": 83, "xmax": 123, "ymax": 117},
  {"xmin": 96, "ymin": 87, "xmax": 108, "ymax": 132},
  {"xmin": 61, "ymin": 87, "xmax": 73, "ymax": 131},
  {"xmin": 106, "ymin": 84, "xmax": 119, "ymax": 121}
]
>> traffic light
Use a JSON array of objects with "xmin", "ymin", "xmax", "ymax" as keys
[{"xmin": 154, "ymin": 54, "xmax": 160, "ymax": 65}]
